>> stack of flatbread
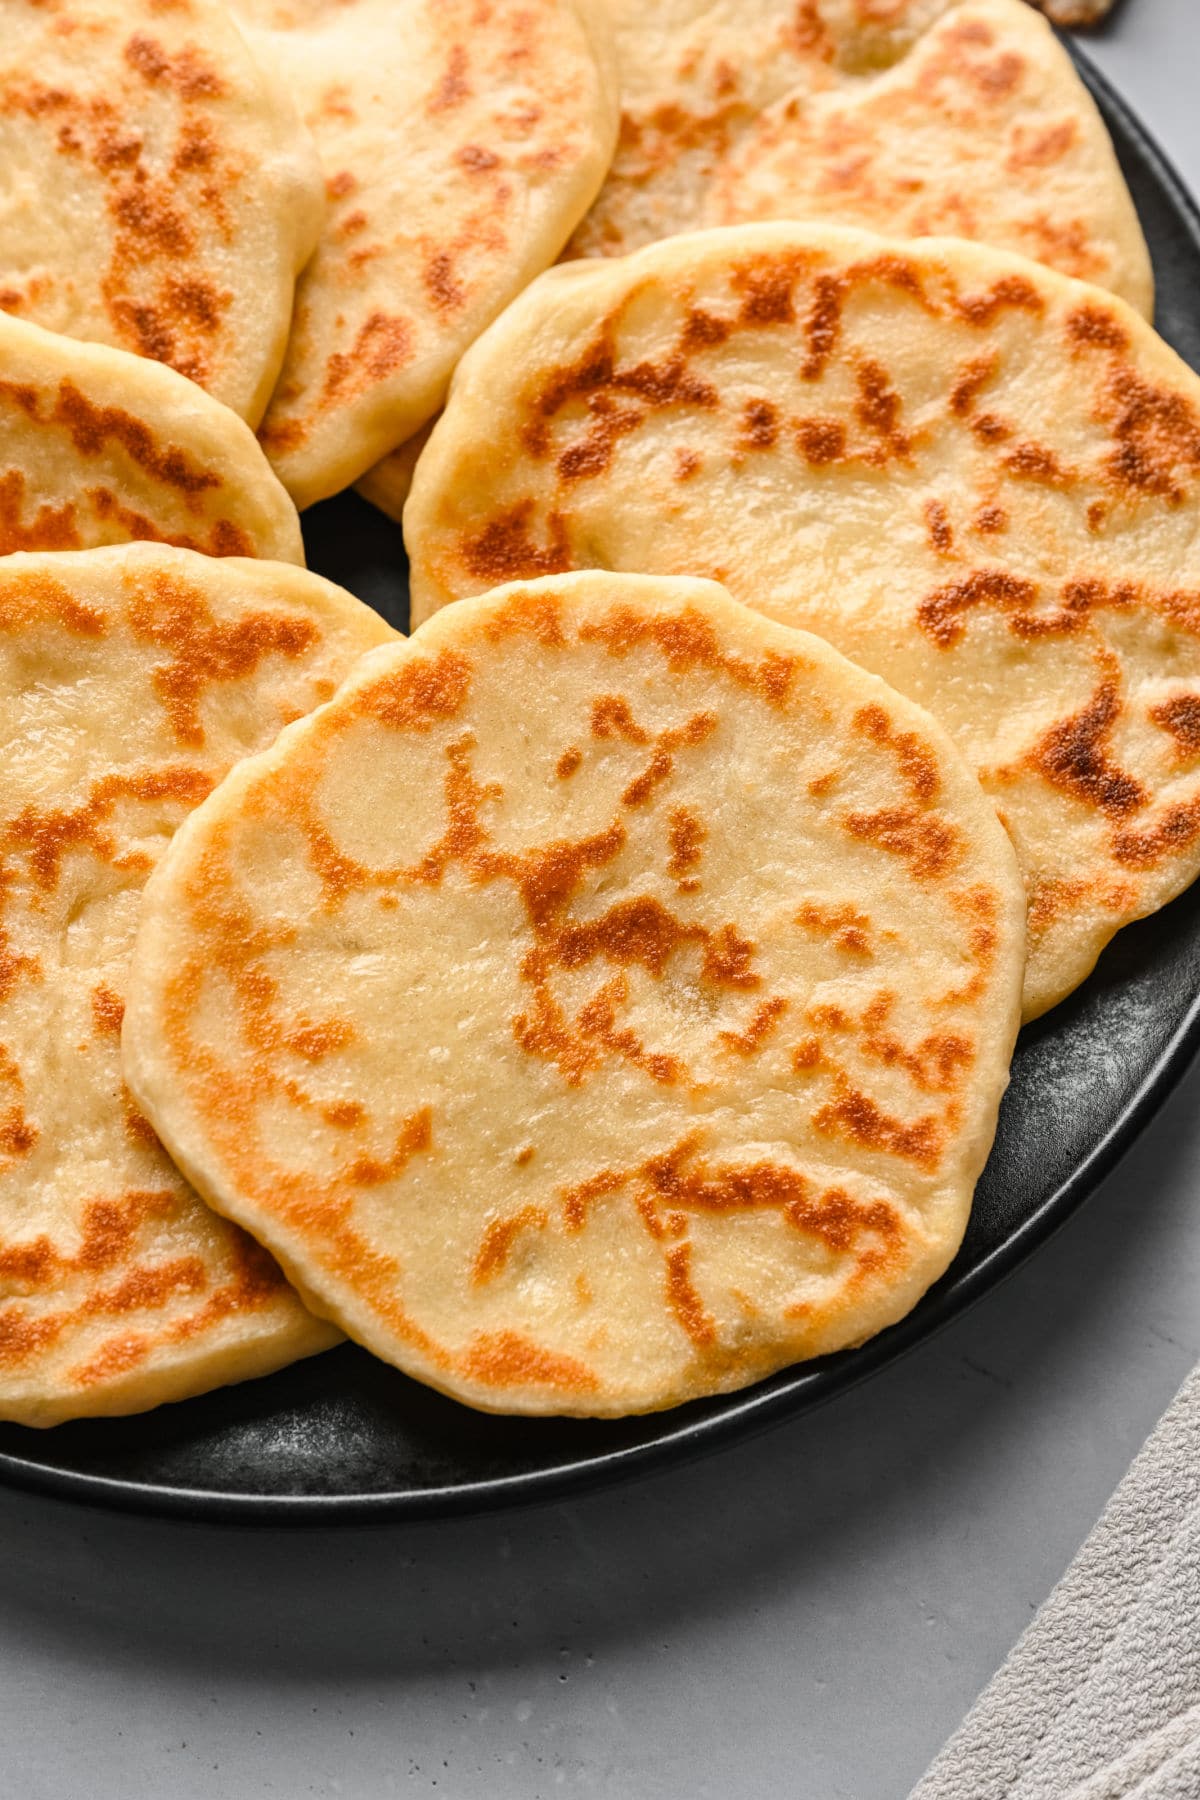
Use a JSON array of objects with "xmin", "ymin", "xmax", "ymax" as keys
[{"xmin": 0, "ymin": 0, "xmax": 1188, "ymax": 1429}]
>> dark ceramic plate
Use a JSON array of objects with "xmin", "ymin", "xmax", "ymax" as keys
[{"xmin": 2, "ymin": 51, "xmax": 1198, "ymax": 1524}]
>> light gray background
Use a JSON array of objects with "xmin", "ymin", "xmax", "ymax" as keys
[{"xmin": 3, "ymin": 4, "xmax": 1199, "ymax": 1795}]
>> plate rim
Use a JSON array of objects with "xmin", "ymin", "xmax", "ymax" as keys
[{"xmin": 3, "ymin": 44, "xmax": 1199, "ymax": 1527}]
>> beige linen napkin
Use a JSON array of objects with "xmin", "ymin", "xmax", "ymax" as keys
[{"xmin": 910, "ymin": 1366, "xmax": 1200, "ymax": 1800}]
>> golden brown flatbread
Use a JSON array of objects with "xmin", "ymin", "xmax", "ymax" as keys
[{"xmin": 124, "ymin": 572, "xmax": 1024, "ymax": 1417}]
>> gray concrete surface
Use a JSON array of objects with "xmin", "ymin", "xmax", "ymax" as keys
[{"xmin": 3, "ymin": 4, "xmax": 1199, "ymax": 1795}]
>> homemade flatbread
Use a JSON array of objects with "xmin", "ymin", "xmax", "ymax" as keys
[
  {"xmin": 123, "ymin": 573, "xmax": 1025, "ymax": 1417},
  {"xmin": 0, "ymin": 0, "xmax": 323, "ymax": 425},
  {"xmin": 234, "ymin": 0, "xmax": 619, "ymax": 509},
  {"xmin": 566, "ymin": 0, "xmax": 1151, "ymax": 317},
  {"xmin": 406, "ymin": 223, "xmax": 1200, "ymax": 1020},
  {"xmin": 0, "ymin": 544, "xmax": 395, "ymax": 1426},
  {"xmin": 0, "ymin": 309, "xmax": 303, "ymax": 562}
]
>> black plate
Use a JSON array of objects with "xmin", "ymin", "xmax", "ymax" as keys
[{"xmin": 2, "ymin": 51, "xmax": 1198, "ymax": 1524}]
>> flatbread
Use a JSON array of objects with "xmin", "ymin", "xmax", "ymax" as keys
[
  {"xmin": 234, "ymin": 0, "xmax": 619, "ymax": 509},
  {"xmin": 405, "ymin": 222, "xmax": 1200, "ymax": 1021},
  {"xmin": 0, "ymin": 0, "xmax": 323, "ymax": 426},
  {"xmin": 566, "ymin": 0, "xmax": 1151, "ymax": 317},
  {"xmin": 123, "ymin": 572, "xmax": 1025, "ymax": 1418},
  {"xmin": 0, "ymin": 544, "xmax": 395, "ymax": 1426},
  {"xmin": 0, "ymin": 308, "xmax": 303, "ymax": 562}
]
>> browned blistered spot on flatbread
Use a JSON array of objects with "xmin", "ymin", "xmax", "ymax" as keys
[
  {"xmin": 667, "ymin": 806, "xmax": 706, "ymax": 886},
  {"xmin": 0, "ymin": 567, "xmax": 106, "ymax": 637},
  {"xmin": 924, "ymin": 499, "xmax": 954, "ymax": 554},
  {"xmin": 52, "ymin": 380, "xmax": 220, "ymax": 496},
  {"xmin": 422, "ymin": 249, "xmax": 467, "ymax": 316},
  {"xmin": 1068, "ymin": 304, "xmax": 1129, "ymax": 355},
  {"xmin": 471, "ymin": 1205, "xmax": 549, "ymax": 1284},
  {"xmin": 91, "ymin": 985, "xmax": 125, "ymax": 1036},
  {"xmin": 458, "ymin": 502, "xmax": 571, "ymax": 586},
  {"xmin": 718, "ymin": 995, "xmax": 788, "ymax": 1057},
  {"xmin": 1003, "ymin": 441, "xmax": 1077, "ymax": 487},
  {"xmin": 456, "ymin": 142, "xmax": 501, "ymax": 174},
  {"xmin": 286, "ymin": 1019, "xmax": 354, "ymax": 1061},
  {"xmin": 681, "ymin": 307, "xmax": 732, "ymax": 351},
  {"xmin": 525, "ymin": 326, "xmax": 718, "ymax": 457},
  {"xmin": 171, "ymin": 116, "xmax": 215, "ymax": 175},
  {"xmin": 317, "ymin": 312, "xmax": 415, "ymax": 409},
  {"xmin": 355, "ymin": 648, "xmax": 473, "ymax": 733},
  {"xmin": 124, "ymin": 32, "xmax": 224, "ymax": 100},
  {"xmin": 731, "ymin": 252, "xmax": 810, "ymax": 326},
  {"xmin": 591, "ymin": 694, "xmax": 650, "ymax": 746},
  {"xmin": 801, "ymin": 273, "xmax": 843, "ymax": 381},
  {"xmin": 109, "ymin": 180, "xmax": 193, "ymax": 262},
  {"xmin": 556, "ymin": 746, "xmax": 582, "ymax": 779},
  {"xmin": 84, "ymin": 486, "xmax": 252, "ymax": 558},
  {"xmin": 557, "ymin": 398, "xmax": 644, "ymax": 483},
  {"xmin": 578, "ymin": 605, "xmax": 797, "ymax": 708},
  {"xmin": 854, "ymin": 703, "xmax": 940, "ymax": 803},
  {"xmin": 1026, "ymin": 679, "xmax": 1146, "ymax": 820},
  {"xmin": 974, "ymin": 503, "xmax": 1008, "ymax": 535},
  {"xmin": 918, "ymin": 569, "xmax": 1040, "ymax": 648},
  {"xmin": 664, "ymin": 1241, "xmax": 717, "ymax": 1347},
  {"xmin": 795, "ymin": 417, "xmax": 848, "ymax": 465},
  {"xmin": 621, "ymin": 713, "xmax": 717, "ymax": 808},
  {"xmin": 843, "ymin": 807, "xmax": 961, "ymax": 880},
  {"xmin": 0, "ymin": 1101, "xmax": 37, "ymax": 1159},
  {"xmin": 5, "ymin": 766, "xmax": 213, "ymax": 890},
  {"xmin": 458, "ymin": 1329, "xmax": 599, "ymax": 1393},
  {"xmin": 574, "ymin": 973, "xmax": 687, "ymax": 1087},
  {"xmin": 428, "ymin": 41, "xmax": 471, "ymax": 113},
  {"xmin": 955, "ymin": 274, "xmax": 1044, "ymax": 327},
  {"xmin": 324, "ymin": 1099, "xmax": 366, "ymax": 1128},
  {"xmin": 124, "ymin": 571, "xmax": 320, "ymax": 746},
  {"xmin": 855, "ymin": 359, "xmax": 910, "ymax": 458},
  {"xmin": 814, "ymin": 1077, "xmax": 944, "ymax": 1171},
  {"xmin": 796, "ymin": 900, "xmax": 872, "ymax": 956},
  {"xmin": 973, "ymin": 413, "xmax": 1011, "ymax": 445},
  {"xmin": 739, "ymin": 398, "xmax": 779, "ymax": 452},
  {"xmin": 861, "ymin": 1022, "xmax": 974, "ymax": 1096},
  {"xmin": 1007, "ymin": 117, "xmax": 1078, "ymax": 172},
  {"xmin": 950, "ymin": 353, "xmax": 998, "ymax": 418},
  {"xmin": 349, "ymin": 1106, "xmax": 433, "ymax": 1187},
  {"xmin": 1097, "ymin": 366, "xmax": 1200, "ymax": 504},
  {"xmin": 1114, "ymin": 799, "xmax": 1200, "ymax": 870},
  {"xmin": 480, "ymin": 586, "xmax": 568, "ymax": 650},
  {"xmin": 1151, "ymin": 694, "xmax": 1200, "ymax": 759}
]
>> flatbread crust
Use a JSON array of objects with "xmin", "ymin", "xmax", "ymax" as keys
[
  {"xmin": 405, "ymin": 222, "xmax": 1200, "ymax": 1021},
  {"xmin": 235, "ymin": 0, "xmax": 619, "ymax": 508},
  {"xmin": 566, "ymin": 0, "xmax": 1151, "ymax": 317},
  {"xmin": 0, "ymin": 308, "xmax": 303, "ymax": 562},
  {"xmin": 124, "ymin": 573, "xmax": 1025, "ymax": 1417},
  {"xmin": 0, "ymin": 545, "xmax": 396, "ymax": 1426},
  {"xmin": 0, "ymin": 0, "xmax": 323, "ymax": 425}
]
